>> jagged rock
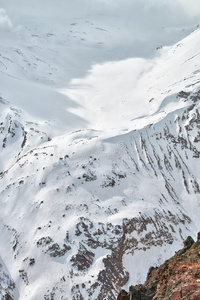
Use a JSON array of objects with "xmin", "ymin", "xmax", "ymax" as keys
[
  {"xmin": 0, "ymin": 256, "xmax": 15, "ymax": 299},
  {"xmin": 117, "ymin": 287, "xmax": 152, "ymax": 300},
  {"xmin": 5, "ymin": 294, "xmax": 13, "ymax": 300},
  {"xmin": 183, "ymin": 236, "xmax": 195, "ymax": 249},
  {"xmin": 147, "ymin": 266, "xmax": 157, "ymax": 280},
  {"xmin": 71, "ymin": 243, "xmax": 95, "ymax": 270},
  {"xmin": 177, "ymin": 91, "xmax": 190, "ymax": 99},
  {"xmin": 117, "ymin": 289, "xmax": 129, "ymax": 300},
  {"xmin": 129, "ymin": 286, "xmax": 143, "ymax": 300},
  {"xmin": 47, "ymin": 243, "xmax": 71, "ymax": 257},
  {"xmin": 19, "ymin": 269, "xmax": 29, "ymax": 285},
  {"xmin": 37, "ymin": 236, "xmax": 53, "ymax": 247},
  {"xmin": 29, "ymin": 258, "xmax": 35, "ymax": 266},
  {"xmin": 117, "ymin": 233, "xmax": 200, "ymax": 300}
]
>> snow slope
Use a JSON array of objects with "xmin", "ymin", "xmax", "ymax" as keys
[
  {"xmin": 0, "ymin": 1, "xmax": 199, "ymax": 134},
  {"xmin": 0, "ymin": 1, "xmax": 200, "ymax": 299},
  {"xmin": 65, "ymin": 28, "xmax": 200, "ymax": 130}
]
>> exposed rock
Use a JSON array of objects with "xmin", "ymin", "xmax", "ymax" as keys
[
  {"xmin": 37, "ymin": 236, "xmax": 53, "ymax": 247},
  {"xmin": 117, "ymin": 234, "xmax": 200, "ymax": 300},
  {"xmin": 1, "ymin": 85, "xmax": 200, "ymax": 299},
  {"xmin": 5, "ymin": 294, "xmax": 13, "ymax": 300},
  {"xmin": 117, "ymin": 289, "xmax": 129, "ymax": 300},
  {"xmin": 71, "ymin": 243, "xmax": 94, "ymax": 270},
  {"xmin": 19, "ymin": 269, "xmax": 29, "ymax": 285},
  {"xmin": 0, "ymin": 256, "xmax": 15, "ymax": 299},
  {"xmin": 183, "ymin": 235, "xmax": 195, "ymax": 249},
  {"xmin": 47, "ymin": 243, "xmax": 71, "ymax": 257}
]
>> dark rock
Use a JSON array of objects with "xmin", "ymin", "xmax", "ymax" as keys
[
  {"xmin": 29, "ymin": 258, "xmax": 35, "ymax": 266},
  {"xmin": 147, "ymin": 266, "xmax": 157, "ymax": 279},
  {"xmin": 183, "ymin": 235, "xmax": 195, "ymax": 249},
  {"xmin": 177, "ymin": 90, "xmax": 190, "ymax": 99},
  {"xmin": 71, "ymin": 243, "xmax": 94, "ymax": 270},
  {"xmin": 47, "ymin": 243, "xmax": 71, "ymax": 257},
  {"xmin": 19, "ymin": 269, "xmax": 29, "ymax": 285},
  {"xmin": 116, "ymin": 232, "xmax": 200, "ymax": 300},
  {"xmin": 117, "ymin": 289, "xmax": 129, "ymax": 300},
  {"xmin": 5, "ymin": 294, "xmax": 13, "ymax": 300},
  {"xmin": 37, "ymin": 236, "xmax": 53, "ymax": 247}
]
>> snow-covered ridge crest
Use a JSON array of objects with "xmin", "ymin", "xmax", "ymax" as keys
[{"xmin": 64, "ymin": 28, "xmax": 200, "ymax": 130}]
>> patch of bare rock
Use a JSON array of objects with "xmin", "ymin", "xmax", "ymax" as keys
[{"xmin": 117, "ymin": 232, "xmax": 200, "ymax": 300}]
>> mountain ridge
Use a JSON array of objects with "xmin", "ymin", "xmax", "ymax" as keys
[
  {"xmin": 0, "ymin": 10, "xmax": 200, "ymax": 300},
  {"xmin": 0, "ymin": 85, "xmax": 200, "ymax": 298},
  {"xmin": 117, "ymin": 232, "xmax": 200, "ymax": 299}
]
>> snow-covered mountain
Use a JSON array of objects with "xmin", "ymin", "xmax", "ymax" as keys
[{"xmin": 0, "ymin": 1, "xmax": 200, "ymax": 299}]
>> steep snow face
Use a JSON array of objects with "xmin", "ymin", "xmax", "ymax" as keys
[
  {"xmin": 65, "ymin": 28, "xmax": 200, "ymax": 130},
  {"xmin": 0, "ymin": 98, "xmax": 52, "ymax": 173},
  {"xmin": 0, "ymin": 88, "xmax": 200, "ymax": 299},
  {"xmin": 0, "ymin": 1, "xmax": 200, "ymax": 299},
  {"xmin": 0, "ymin": 255, "xmax": 17, "ymax": 299}
]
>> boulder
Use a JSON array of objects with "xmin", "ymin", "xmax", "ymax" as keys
[{"xmin": 183, "ymin": 236, "xmax": 195, "ymax": 249}]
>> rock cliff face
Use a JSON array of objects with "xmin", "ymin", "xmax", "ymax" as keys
[{"xmin": 117, "ymin": 233, "xmax": 200, "ymax": 300}]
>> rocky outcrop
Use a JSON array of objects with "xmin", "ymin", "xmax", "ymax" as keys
[
  {"xmin": 0, "ymin": 256, "xmax": 15, "ymax": 300},
  {"xmin": 117, "ymin": 232, "xmax": 200, "ymax": 299}
]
